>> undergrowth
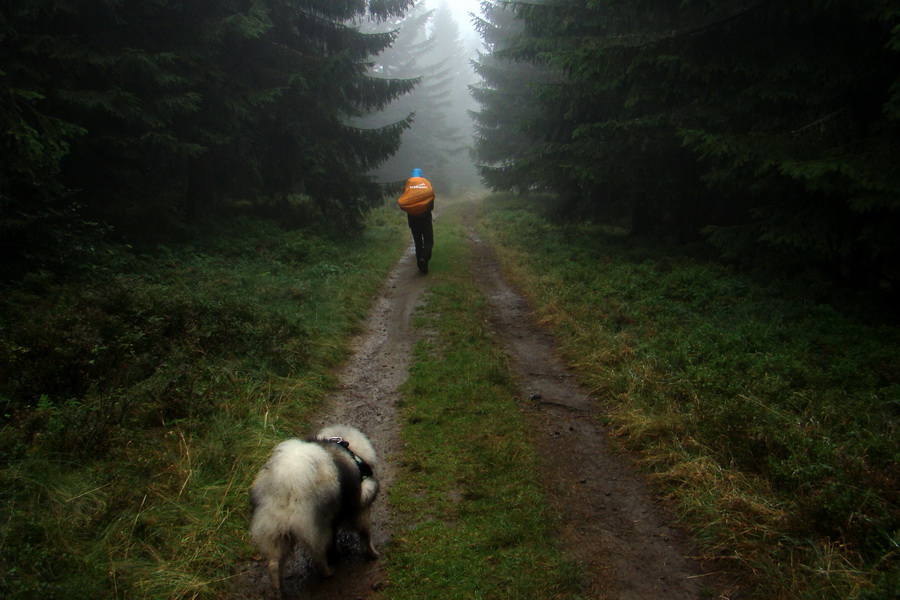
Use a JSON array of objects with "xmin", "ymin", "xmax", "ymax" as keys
[
  {"xmin": 478, "ymin": 194, "xmax": 900, "ymax": 600},
  {"xmin": 386, "ymin": 204, "xmax": 581, "ymax": 599},
  {"xmin": 0, "ymin": 206, "xmax": 408, "ymax": 599}
]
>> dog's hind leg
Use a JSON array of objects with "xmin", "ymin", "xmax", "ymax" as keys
[
  {"xmin": 356, "ymin": 477, "xmax": 380, "ymax": 559},
  {"xmin": 353, "ymin": 507, "xmax": 380, "ymax": 559},
  {"xmin": 304, "ymin": 525, "xmax": 336, "ymax": 578},
  {"xmin": 262, "ymin": 534, "xmax": 292, "ymax": 600}
]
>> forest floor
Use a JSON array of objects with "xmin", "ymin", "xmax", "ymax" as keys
[{"xmin": 230, "ymin": 203, "xmax": 735, "ymax": 599}]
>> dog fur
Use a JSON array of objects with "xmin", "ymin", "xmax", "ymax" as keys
[{"xmin": 249, "ymin": 425, "xmax": 380, "ymax": 597}]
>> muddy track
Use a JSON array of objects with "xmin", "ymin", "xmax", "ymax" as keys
[
  {"xmin": 234, "ymin": 204, "xmax": 733, "ymax": 599},
  {"xmin": 232, "ymin": 249, "xmax": 427, "ymax": 600},
  {"xmin": 465, "ymin": 217, "xmax": 732, "ymax": 599}
]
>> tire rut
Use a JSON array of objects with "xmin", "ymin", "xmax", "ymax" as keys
[
  {"xmin": 465, "ymin": 216, "xmax": 731, "ymax": 599},
  {"xmin": 233, "ymin": 246, "xmax": 429, "ymax": 600}
]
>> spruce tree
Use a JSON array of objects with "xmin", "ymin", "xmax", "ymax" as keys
[
  {"xmin": 1, "ymin": 0, "xmax": 204, "ymax": 268},
  {"xmin": 179, "ymin": 0, "xmax": 419, "ymax": 223},
  {"xmin": 205, "ymin": 0, "xmax": 419, "ymax": 223},
  {"xmin": 470, "ymin": 0, "xmax": 550, "ymax": 194},
  {"xmin": 473, "ymin": 0, "xmax": 900, "ymax": 283},
  {"xmin": 361, "ymin": 1, "xmax": 479, "ymax": 193},
  {"xmin": 1, "ymin": 0, "xmax": 420, "ymax": 263}
]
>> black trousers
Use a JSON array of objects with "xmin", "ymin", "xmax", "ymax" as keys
[{"xmin": 407, "ymin": 212, "xmax": 433, "ymax": 262}]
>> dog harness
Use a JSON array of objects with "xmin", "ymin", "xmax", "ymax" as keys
[{"xmin": 328, "ymin": 437, "xmax": 374, "ymax": 478}]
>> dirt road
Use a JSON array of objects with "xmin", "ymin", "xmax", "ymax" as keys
[{"xmin": 235, "ymin": 204, "xmax": 732, "ymax": 599}]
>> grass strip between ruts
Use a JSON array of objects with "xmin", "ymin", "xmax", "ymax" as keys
[{"xmin": 383, "ymin": 203, "xmax": 581, "ymax": 600}]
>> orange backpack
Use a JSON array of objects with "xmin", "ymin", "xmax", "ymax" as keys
[{"xmin": 397, "ymin": 177, "xmax": 434, "ymax": 216}]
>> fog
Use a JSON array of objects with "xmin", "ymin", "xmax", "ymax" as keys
[
  {"xmin": 428, "ymin": 0, "xmax": 482, "ymax": 43},
  {"xmin": 360, "ymin": 1, "xmax": 486, "ymax": 194}
]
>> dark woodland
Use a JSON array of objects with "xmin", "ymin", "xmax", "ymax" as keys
[
  {"xmin": 2, "ymin": 0, "xmax": 898, "ymax": 288},
  {"xmin": 2, "ymin": 0, "xmax": 418, "ymax": 276},
  {"xmin": 471, "ymin": 0, "xmax": 900, "ymax": 289},
  {"xmin": 1, "ymin": 1, "xmax": 899, "ymax": 598}
]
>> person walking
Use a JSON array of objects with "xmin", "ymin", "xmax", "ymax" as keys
[{"xmin": 397, "ymin": 168, "xmax": 434, "ymax": 274}]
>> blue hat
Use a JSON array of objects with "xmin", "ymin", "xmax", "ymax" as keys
[{"xmin": 411, "ymin": 168, "xmax": 423, "ymax": 178}]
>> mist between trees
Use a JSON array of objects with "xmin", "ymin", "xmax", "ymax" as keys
[{"xmin": 2, "ymin": 0, "xmax": 899, "ymax": 293}]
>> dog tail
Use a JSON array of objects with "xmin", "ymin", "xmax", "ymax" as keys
[
  {"xmin": 316, "ymin": 425, "xmax": 377, "ymax": 465},
  {"xmin": 360, "ymin": 476, "xmax": 379, "ymax": 506}
]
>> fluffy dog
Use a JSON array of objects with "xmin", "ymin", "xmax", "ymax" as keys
[{"xmin": 249, "ymin": 425, "xmax": 380, "ymax": 597}]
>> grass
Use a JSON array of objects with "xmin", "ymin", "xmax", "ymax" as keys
[
  {"xmin": 0, "ymin": 205, "xmax": 409, "ymax": 599},
  {"xmin": 0, "ymin": 198, "xmax": 578, "ymax": 600},
  {"xmin": 476, "ymin": 193, "xmax": 900, "ymax": 599},
  {"xmin": 6, "ymin": 189, "xmax": 896, "ymax": 599},
  {"xmin": 383, "ymin": 202, "xmax": 581, "ymax": 599}
]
